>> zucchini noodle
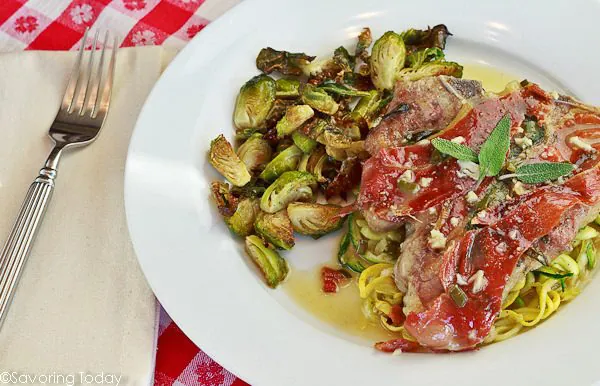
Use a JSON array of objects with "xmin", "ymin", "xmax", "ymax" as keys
[{"xmin": 359, "ymin": 217, "xmax": 600, "ymax": 345}]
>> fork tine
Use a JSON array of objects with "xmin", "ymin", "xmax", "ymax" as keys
[
  {"xmin": 79, "ymin": 30, "xmax": 100, "ymax": 116},
  {"xmin": 87, "ymin": 31, "xmax": 109, "ymax": 118},
  {"xmin": 92, "ymin": 35, "xmax": 117, "ymax": 119},
  {"xmin": 63, "ymin": 27, "xmax": 89, "ymax": 112}
]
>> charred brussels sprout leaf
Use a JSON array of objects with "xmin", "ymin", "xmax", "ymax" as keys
[
  {"xmin": 369, "ymin": 31, "xmax": 406, "ymax": 90},
  {"xmin": 265, "ymin": 99, "xmax": 297, "ymax": 129},
  {"xmin": 355, "ymin": 27, "xmax": 372, "ymax": 61},
  {"xmin": 245, "ymin": 235, "xmax": 289, "ymax": 288},
  {"xmin": 208, "ymin": 134, "xmax": 251, "ymax": 187},
  {"xmin": 256, "ymin": 47, "xmax": 315, "ymax": 76},
  {"xmin": 237, "ymin": 133, "xmax": 272, "ymax": 172},
  {"xmin": 333, "ymin": 46, "xmax": 355, "ymax": 72},
  {"xmin": 287, "ymin": 203, "xmax": 347, "ymax": 238},
  {"xmin": 317, "ymin": 81, "xmax": 370, "ymax": 97},
  {"xmin": 276, "ymin": 105, "xmax": 315, "ymax": 137},
  {"xmin": 254, "ymin": 210, "xmax": 295, "ymax": 250},
  {"xmin": 301, "ymin": 84, "xmax": 339, "ymax": 115},
  {"xmin": 292, "ymin": 131, "xmax": 318, "ymax": 154},
  {"xmin": 233, "ymin": 75, "xmax": 276, "ymax": 130},
  {"xmin": 398, "ymin": 61, "xmax": 463, "ymax": 81},
  {"xmin": 400, "ymin": 24, "xmax": 451, "ymax": 53},
  {"xmin": 259, "ymin": 144, "xmax": 303, "ymax": 182},
  {"xmin": 226, "ymin": 198, "xmax": 260, "ymax": 237},
  {"xmin": 210, "ymin": 181, "xmax": 239, "ymax": 217},
  {"xmin": 260, "ymin": 171, "xmax": 317, "ymax": 213},
  {"xmin": 275, "ymin": 78, "xmax": 301, "ymax": 99},
  {"xmin": 406, "ymin": 47, "xmax": 445, "ymax": 68},
  {"xmin": 347, "ymin": 90, "xmax": 392, "ymax": 127}
]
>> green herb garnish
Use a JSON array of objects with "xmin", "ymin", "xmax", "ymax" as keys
[
  {"xmin": 431, "ymin": 138, "xmax": 478, "ymax": 162},
  {"xmin": 430, "ymin": 115, "xmax": 574, "ymax": 185}
]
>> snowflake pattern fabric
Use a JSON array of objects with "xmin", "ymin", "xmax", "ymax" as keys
[{"xmin": 0, "ymin": 1, "xmax": 248, "ymax": 385}]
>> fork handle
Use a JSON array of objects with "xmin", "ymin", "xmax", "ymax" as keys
[{"xmin": 0, "ymin": 167, "xmax": 56, "ymax": 327}]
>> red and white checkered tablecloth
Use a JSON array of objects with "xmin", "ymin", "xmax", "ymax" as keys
[{"xmin": 0, "ymin": 1, "xmax": 248, "ymax": 385}]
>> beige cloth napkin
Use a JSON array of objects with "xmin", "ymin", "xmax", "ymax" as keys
[{"xmin": 0, "ymin": 46, "xmax": 176, "ymax": 385}]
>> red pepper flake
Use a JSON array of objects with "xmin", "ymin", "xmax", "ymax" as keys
[
  {"xmin": 375, "ymin": 338, "xmax": 422, "ymax": 353},
  {"xmin": 321, "ymin": 266, "xmax": 350, "ymax": 293},
  {"xmin": 388, "ymin": 304, "xmax": 406, "ymax": 326}
]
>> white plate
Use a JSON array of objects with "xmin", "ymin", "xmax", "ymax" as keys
[{"xmin": 125, "ymin": 1, "xmax": 600, "ymax": 385}]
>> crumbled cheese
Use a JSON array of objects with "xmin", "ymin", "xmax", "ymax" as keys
[
  {"xmin": 398, "ymin": 170, "xmax": 416, "ymax": 183},
  {"xmin": 456, "ymin": 273, "xmax": 468, "ymax": 286},
  {"xmin": 477, "ymin": 210, "xmax": 488, "ymax": 219},
  {"xmin": 468, "ymin": 270, "xmax": 489, "ymax": 294},
  {"xmin": 516, "ymin": 127, "xmax": 525, "ymax": 134},
  {"xmin": 419, "ymin": 177, "xmax": 433, "ymax": 187},
  {"xmin": 515, "ymin": 136, "xmax": 533, "ymax": 149},
  {"xmin": 550, "ymin": 91, "xmax": 560, "ymax": 100},
  {"xmin": 392, "ymin": 349, "xmax": 403, "ymax": 356},
  {"xmin": 417, "ymin": 139, "xmax": 430, "ymax": 146},
  {"xmin": 450, "ymin": 217, "xmax": 460, "ymax": 227},
  {"xmin": 508, "ymin": 229, "xmax": 520, "ymax": 240},
  {"xmin": 451, "ymin": 136, "xmax": 466, "ymax": 144},
  {"xmin": 569, "ymin": 136, "xmax": 595, "ymax": 153},
  {"xmin": 513, "ymin": 181, "xmax": 529, "ymax": 195},
  {"xmin": 456, "ymin": 160, "xmax": 480, "ymax": 180},
  {"xmin": 495, "ymin": 242, "xmax": 508, "ymax": 254},
  {"xmin": 465, "ymin": 191, "xmax": 478, "ymax": 204},
  {"xmin": 428, "ymin": 229, "xmax": 447, "ymax": 250},
  {"xmin": 468, "ymin": 330, "xmax": 478, "ymax": 341},
  {"xmin": 428, "ymin": 207, "xmax": 438, "ymax": 215}
]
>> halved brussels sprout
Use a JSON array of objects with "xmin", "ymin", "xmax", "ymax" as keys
[
  {"xmin": 256, "ymin": 47, "xmax": 315, "ymax": 76},
  {"xmin": 350, "ymin": 91, "xmax": 392, "ymax": 127},
  {"xmin": 265, "ymin": 99, "xmax": 297, "ymax": 129},
  {"xmin": 226, "ymin": 198, "xmax": 260, "ymax": 237},
  {"xmin": 245, "ymin": 235, "xmax": 289, "ymax": 288},
  {"xmin": 398, "ymin": 62, "xmax": 463, "ymax": 81},
  {"xmin": 292, "ymin": 131, "xmax": 318, "ymax": 154},
  {"xmin": 317, "ymin": 127, "xmax": 353, "ymax": 149},
  {"xmin": 276, "ymin": 105, "xmax": 315, "ymax": 137},
  {"xmin": 208, "ymin": 134, "xmax": 251, "ymax": 187},
  {"xmin": 369, "ymin": 31, "xmax": 406, "ymax": 90},
  {"xmin": 287, "ymin": 203, "xmax": 347, "ymax": 238},
  {"xmin": 355, "ymin": 27, "xmax": 372, "ymax": 61},
  {"xmin": 301, "ymin": 84, "xmax": 339, "ymax": 115},
  {"xmin": 260, "ymin": 171, "xmax": 317, "ymax": 213},
  {"xmin": 259, "ymin": 144, "xmax": 303, "ymax": 182},
  {"xmin": 237, "ymin": 133, "xmax": 272, "ymax": 172},
  {"xmin": 254, "ymin": 210, "xmax": 295, "ymax": 250},
  {"xmin": 275, "ymin": 78, "xmax": 301, "ymax": 99},
  {"xmin": 233, "ymin": 75, "xmax": 276, "ymax": 130},
  {"xmin": 210, "ymin": 181, "xmax": 238, "ymax": 217}
]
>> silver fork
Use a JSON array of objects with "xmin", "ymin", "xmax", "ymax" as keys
[{"xmin": 0, "ymin": 29, "xmax": 117, "ymax": 328}]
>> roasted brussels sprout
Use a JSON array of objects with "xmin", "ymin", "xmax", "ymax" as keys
[
  {"xmin": 400, "ymin": 24, "xmax": 451, "ymax": 53},
  {"xmin": 301, "ymin": 84, "xmax": 339, "ymax": 115},
  {"xmin": 260, "ymin": 171, "xmax": 317, "ymax": 213},
  {"xmin": 355, "ymin": 28, "xmax": 372, "ymax": 61},
  {"xmin": 276, "ymin": 105, "xmax": 315, "ymax": 137},
  {"xmin": 208, "ymin": 135, "xmax": 251, "ymax": 187},
  {"xmin": 256, "ymin": 47, "xmax": 315, "ymax": 76},
  {"xmin": 255, "ymin": 210, "xmax": 295, "ymax": 250},
  {"xmin": 275, "ymin": 78, "xmax": 301, "ymax": 99},
  {"xmin": 233, "ymin": 75, "xmax": 276, "ymax": 130},
  {"xmin": 230, "ymin": 180, "xmax": 267, "ymax": 199},
  {"xmin": 259, "ymin": 144, "xmax": 303, "ymax": 182},
  {"xmin": 398, "ymin": 61, "xmax": 463, "ymax": 81},
  {"xmin": 287, "ymin": 203, "xmax": 346, "ymax": 238},
  {"xmin": 317, "ymin": 81, "xmax": 370, "ymax": 98},
  {"xmin": 333, "ymin": 46, "xmax": 355, "ymax": 72},
  {"xmin": 299, "ymin": 118, "xmax": 328, "ymax": 140},
  {"xmin": 406, "ymin": 47, "xmax": 445, "ymax": 68},
  {"xmin": 369, "ymin": 31, "xmax": 406, "ymax": 90},
  {"xmin": 325, "ymin": 157, "xmax": 362, "ymax": 198},
  {"xmin": 347, "ymin": 90, "xmax": 392, "ymax": 127},
  {"xmin": 292, "ymin": 131, "xmax": 318, "ymax": 154},
  {"xmin": 226, "ymin": 198, "xmax": 260, "ymax": 237},
  {"xmin": 317, "ymin": 127, "xmax": 353, "ymax": 149},
  {"xmin": 237, "ymin": 133, "xmax": 272, "ymax": 172},
  {"xmin": 245, "ymin": 235, "xmax": 289, "ymax": 288},
  {"xmin": 210, "ymin": 181, "xmax": 239, "ymax": 217}
]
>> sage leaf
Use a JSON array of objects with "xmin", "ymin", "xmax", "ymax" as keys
[
  {"xmin": 515, "ymin": 162, "xmax": 575, "ymax": 184},
  {"xmin": 431, "ymin": 138, "xmax": 478, "ymax": 162},
  {"xmin": 478, "ymin": 114, "xmax": 511, "ymax": 178}
]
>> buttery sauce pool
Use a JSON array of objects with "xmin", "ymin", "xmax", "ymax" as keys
[{"xmin": 281, "ymin": 63, "xmax": 519, "ymax": 341}]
